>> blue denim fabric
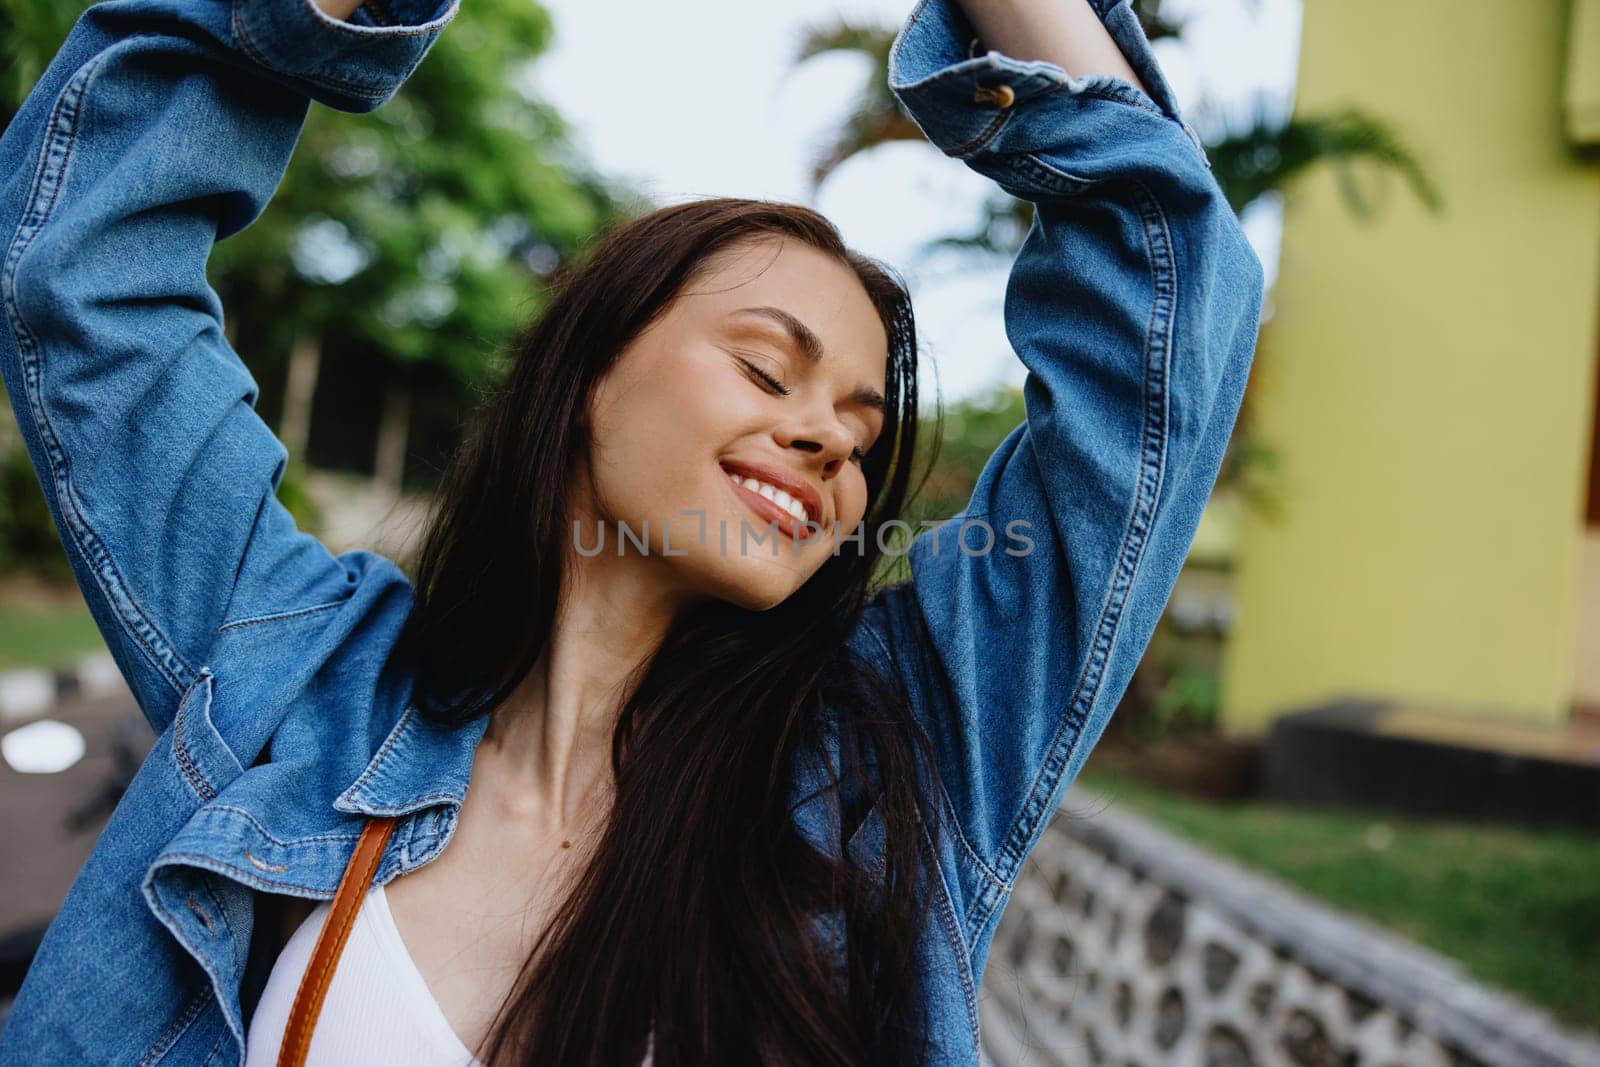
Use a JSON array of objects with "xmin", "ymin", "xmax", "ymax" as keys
[{"xmin": 0, "ymin": 0, "xmax": 1263, "ymax": 1060}]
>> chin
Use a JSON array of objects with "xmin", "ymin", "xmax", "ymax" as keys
[{"xmin": 689, "ymin": 550, "xmax": 812, "ymax": 613}]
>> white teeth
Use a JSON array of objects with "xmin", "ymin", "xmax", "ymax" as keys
[{"xmin": 727, "ymin": 470, "xmax": 810, "ymax": 522}]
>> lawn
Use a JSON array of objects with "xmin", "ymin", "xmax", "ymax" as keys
[
  {"xmin": 0, "ymin": 583, "xmax": 104, "ymax": 672},
  {"xmin": 1076, "ymin": 766, "xmax": 1600, "ymax": 1031}
]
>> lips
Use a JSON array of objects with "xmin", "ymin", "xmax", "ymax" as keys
[
  {"xmin": 725, "ymin": 479, "xmax": 825, "ymax": 545},
  {"xmin": 717, "ymin": 459, "xmax": 824, "ymax": 527}
]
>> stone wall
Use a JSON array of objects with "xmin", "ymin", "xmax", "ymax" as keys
[{"xmin": 978, "ymin": 787, "xmax": 1600, "ymax": 1067}]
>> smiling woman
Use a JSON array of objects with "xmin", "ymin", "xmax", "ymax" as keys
[
  {"xmin": 0, "ymin": 0, "xmax": 1261, "ymax": 1063},
  {"xmin": 575, "ymin": 234, "xmax": 897, "ymax": 605},
  {"xmin": 367, "ymin": 199, "xmax": 935, "ymax": 1064}
]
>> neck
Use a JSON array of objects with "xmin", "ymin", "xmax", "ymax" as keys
[{"xmin": 480, "ymin": 527, "xmax": 690, "ymax": 832}]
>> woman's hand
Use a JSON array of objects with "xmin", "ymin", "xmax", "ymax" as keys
[{"xmin": 956, "ymin": 0, "xmax": 1149, "ymax": 96}]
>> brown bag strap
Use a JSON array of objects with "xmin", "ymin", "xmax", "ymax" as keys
[{"xmin": 277, "ymin": 814, "xmax": 398, "ymax": 1067}]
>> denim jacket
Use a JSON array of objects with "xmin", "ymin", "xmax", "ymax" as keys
[{"xmin": 0, "ymin": 0, "xmax": 1263, "ymax": 1060}]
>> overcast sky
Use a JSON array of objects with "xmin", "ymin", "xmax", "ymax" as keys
[{"xmin": 529, "ymin": 0, "xmax": 1302, "ymax": 405}]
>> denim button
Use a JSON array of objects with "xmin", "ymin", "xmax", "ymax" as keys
[{"xmin": 974, "ymin": 83, "xmax": 1015, "ymax": 108}]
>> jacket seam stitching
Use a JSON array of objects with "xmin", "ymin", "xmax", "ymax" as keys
[
  {"xmin": 1075, "ymin": 85, "xmax": 1164, "ymax": 117},
  {"xmin": 208, "ymin": 804, "xmax": 363, "ymax": 846},
  {"xmin": 1004, "ymin": 152, "xmax": 1094, "ymax": 193},
  {"xmin": 949, "ymin": 108, "xmax": 1012, "ymax": 159},
  {"xmin": 980, "ymin": 175, "xmax": 1175, "ymax": 922},
  {"xmin": 217, "ymin": 597, "xmax": 345, "ymax": 633},
  {"xmin": 200, "ymin": 1028, "xmax": 230, "ymax": 1067},
  {"xmin": 349, "ymin": 791, "xmax": 461, "ymax": 817},
  {"xmin": 338, "ymin": 704, "xmax": 415, "ymax": 800},
  {"xmin": 966, "ymin": 881, "xmax": 1009, "ymax": 959},
  {"xmin": 919, "ymin": 810, "xmax": 981, "ymax": 1039},
  {"xmin": 135, "ymin": 984, "xmax": 211, "ymax": 1067},
  {"xmin": 153, "ymin": 854, "xmax": 340, "ymax": 895},
  {"xmin": 230, "ymin": 4, "xmax": 414, "ymax": 98},
  {"xmin": 174, "ymin": 686, "xmax": 217, "ymax": 802},
  {"xmin": 1, "ymin": 51, "xmax": 194, "ymax": 704}
]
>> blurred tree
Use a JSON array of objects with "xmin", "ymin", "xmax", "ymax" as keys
[
  {"xmin": 4, "ymin": 0, "xmax": 631, "ymax": 494},
  {"xmin": 205, "ymin": 0, "xmax": 632, "ymax": 494},
  {"xmin": 0, "ymin": 0, "xmax": 635, "ymax": 575},
  {"xmin": 0, "ymin": 1, "xmax": 83, "ymax": 127}
]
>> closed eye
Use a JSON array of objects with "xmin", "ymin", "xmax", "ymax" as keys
[
  {"xmin": 735, "ymin": 356, "xmax": 790, "ymax": 397},
  {"xmin": 738, "ymin": 355, "xmax": 870, "ymax": 465}
]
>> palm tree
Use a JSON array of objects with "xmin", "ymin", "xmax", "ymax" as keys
[{"xmin": 792, "ymin": 9, "xmax": 1440, "ymax": 256}]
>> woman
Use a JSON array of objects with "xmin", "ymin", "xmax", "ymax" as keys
[{"xmin": 0, "ymin": 0, "xmax": 1263, "ymax": 1062}]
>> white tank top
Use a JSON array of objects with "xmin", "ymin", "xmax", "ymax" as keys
[
  {"xmin": 246, "ymin": 883, "xmax": 655, "ymax": 1066},
  {"xmin": 245, "ymin": 883, "xmax": 486, "ymax": 1066}
]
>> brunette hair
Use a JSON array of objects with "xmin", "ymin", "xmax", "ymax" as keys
[{"xmin": 388, "ymin": 197, "xmax": 947, "ymax": 1064}]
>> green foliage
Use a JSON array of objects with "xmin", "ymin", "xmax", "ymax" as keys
[
  {"xmin": 870, "ymin": 384, "xmax": 1026, "ymax": 589},
  {"xmin": 1206, "ymin": 103, "xmax": 1445, "ymax": 220},
  {"xmin": 207, "ymin": 0, "xmax": 630, "ymax": 396},
  {"xmin": 0, "ymin": 0, "xmax": 631, "ymax": 574},
  {"xmin": 912, "ymin": 383, "xmax": 1026, "ymax": 519},
  {"xmin": 274, "ymin": 461, "xmax": 324, "ymax": 535},
  {"xmin": 3, "ymin": 0, "xmax": 631, "ymax": 414},
  {"xmin": 0, "ymin": 415, "xmax": 71, "ymax": 579},
  {"xmin": 0, "ymin": 0, "xmax": 85, "ymax": 127},
  {"xmin": 0, "ymin": 597, "xmax": 104, "ymax": 671},
  {"xmin": 1150, "ymin": 659, "xmax": 1220, "ymax": 730}
]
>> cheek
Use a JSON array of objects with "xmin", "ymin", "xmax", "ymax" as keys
[
  {"xmin": 585, "ymin": 362, "xmax": 736, "ymax": 520},
  {"xmin": 838, "ymin": 471, "xmax": 871, "ymax": 531}
]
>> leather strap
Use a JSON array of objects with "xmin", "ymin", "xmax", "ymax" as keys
[{"xmin": 277, "ymin": 815, "xmax": 398, "ymax": 1067}]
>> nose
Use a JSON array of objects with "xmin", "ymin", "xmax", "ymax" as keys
[{"xmin": 776, "ymin": 409, "xmax": 856, "ymax": 479}]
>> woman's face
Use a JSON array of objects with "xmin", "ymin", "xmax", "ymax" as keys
[{"xmin": 576, "ymin": 235, "xmax": 890, "ymax": 611}]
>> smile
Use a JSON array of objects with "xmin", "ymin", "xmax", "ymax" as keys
[{"xmin": 721, "ymin": 467, "xmax": 825, "ymax": 543}]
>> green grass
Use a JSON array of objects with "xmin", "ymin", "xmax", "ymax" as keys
[
  {"xmin": 0, "ymin": 596, "xmax": 104, "ymax": 671},
  {"xmin": 1076, "ymin": 767, "xmax": 1600, "ymax": 1031}
]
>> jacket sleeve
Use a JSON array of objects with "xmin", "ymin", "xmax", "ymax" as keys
[
  {"xmin": 0, "ymin": 0, "xmax": 455, "ymax": 733},
  {"xmin": 851, "ymin": 0, "xmax": 1264, "ymax": 896}
]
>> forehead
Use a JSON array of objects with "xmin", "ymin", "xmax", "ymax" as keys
[{"xmin": 680, "ymin": 237, "xmax": 890, "ymax": 386}]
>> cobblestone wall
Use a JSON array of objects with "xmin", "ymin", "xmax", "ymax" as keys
[{"xmin": 978, "ymin": 788, "xmax": 1600, "ymax": 1067}]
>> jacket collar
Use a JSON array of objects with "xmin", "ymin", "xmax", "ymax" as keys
[{"xmin": 333, "ymin": 703, "xmax": 491, "ymax": 818}]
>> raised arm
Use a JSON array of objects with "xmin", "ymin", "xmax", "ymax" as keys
[
  {"xmin": 848, "ymin": 0, "xmax": 1264, "ymax": 942},
  {"xmin": 959, "ymin": 0, "xmax": 1150, "ymax": 96},
  {"xmin": 0, "ymin": 0, "xmax": 454, "ymax": 733}
]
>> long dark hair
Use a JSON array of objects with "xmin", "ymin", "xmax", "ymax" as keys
[{"xmin": 387, "ymin": 198, "xmax": 948, "ymax": 1064}]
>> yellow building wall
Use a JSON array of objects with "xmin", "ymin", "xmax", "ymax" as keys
[{"xmin": 1220, "ymin": 0, "xmax": 1600, "ymax": 733}]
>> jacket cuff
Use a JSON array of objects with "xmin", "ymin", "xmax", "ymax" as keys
[
  {"xmin": 888, "ymin": 0, "xmax": 1196, "ymax": 161},
  {"xmin": 230, "ymin": 0, "xmax": 457, "ymax": 112}
]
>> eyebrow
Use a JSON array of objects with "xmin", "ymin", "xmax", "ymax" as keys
[{"xmin": 730, "ymin": 305, "xmax": 888, "ymax": 419}]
